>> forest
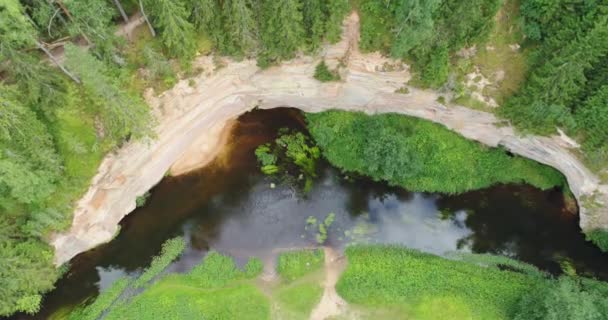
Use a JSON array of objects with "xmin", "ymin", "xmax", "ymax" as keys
[{"xmin": 1, "ymin": 0, "xmax": 607, "ymax": 317}]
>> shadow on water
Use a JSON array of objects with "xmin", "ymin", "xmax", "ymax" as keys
[{"xmin": 19, "ymin": 108, "xmax": 608, "ymax": 319}]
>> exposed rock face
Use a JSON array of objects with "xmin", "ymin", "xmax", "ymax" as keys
[{"xmin": 51, "ymin": 13, "xmax": 608, "ymax": 265}]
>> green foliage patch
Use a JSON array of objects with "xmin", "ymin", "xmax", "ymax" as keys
[
  {"xmin": 133, "ymin": 237, "xmax": 186, "ymax": 288},
  {"xmin": 277, "ymin": 249, "xmax": 325, "ymax": 282},
  {"xmin": 314, "ymin": 61, "xmax": 341, "ymax": 82},
  {"xmin": 307, "ymin": 111, "xmax": 565, "ymax": 194},
  {"xmin": 513, "ymin": 276, "xmax": 608, "ymax": 320},
  {"xmin": 585, "ymin": 229, "xmax": 608, "ymax": 253},
  {"xmin": 68, "ymin": 278, "xmax": 130, "ymax": 320},
  {"xmin": 336, "ymin": 245, "xmax": 546, "ymax": 320},
  {"xmin": 255, "ymin": 130, "xmax": 321, "ymax": 192},
  {"xmin": 97, "ymin": 251, "xmax": 270, "ymax": 319},
  {"xmin": 276, "ymin": 282, "xmax": 323, "ymax": 319}
]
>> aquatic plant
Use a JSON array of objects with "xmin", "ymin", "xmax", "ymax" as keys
[
  {"xmin": 133, "ymin": 236, "xmax": 186, "ymax": 288},
  {"xmin": 254, "ymin": 130, "xmax": 321, "ymax": 192},
  {"xmin": 254, "ymin": 144, "xmax": 279, "ymax": 175},
  {"xmin": 316, "ymin": 212, "xmax": 336, "ymax": 244}
]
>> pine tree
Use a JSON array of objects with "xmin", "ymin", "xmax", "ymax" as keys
[
  {"xmin": 0, "ymin": 0, "xmax": 77, "ymax": 104},
  {"xmin": 258, "ymin": 0, "xmax": 304, "ymax": 67},
  {"xmin": 144, "ymin": 0, "xmax": 197, "ymax": 59},
  {"xmin": 302, "ymin": 0, "xmax": 327, "ymax": 51},
  {"xmin": 325, "ymin": 0, "xmax": 350, "ymax": 43},
  {"xmin": 0, "ymin": 85, "xmax": 60, "ymax": 205},
  {"xmin": 391, "ymin": 0, "xmax": 441, "ymax": 59},
  {"xmin": 187, "ymin": 0, "xmax": 223, "ymax": 48},
  {"xmin": 221, "ymin": 0, "xmax": 258, "ymax": 57},
  {"xmin": 64, "ymin": 44, "xmax": 152, "ymax": 142}
]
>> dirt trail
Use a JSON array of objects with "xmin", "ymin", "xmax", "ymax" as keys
[
  {"xmin": 310, "ymin": 247, "xmax": 348, "ymax": 320},
  {"xmin": 50, "ymin": 12, "xmax": 608, "ymax": 266}
]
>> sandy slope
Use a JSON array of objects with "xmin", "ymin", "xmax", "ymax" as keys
[{"xmin": 50, "ymin": 12, "xmax": 608, "ymax": 265}]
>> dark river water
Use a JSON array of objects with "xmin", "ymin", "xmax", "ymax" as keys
[{"xmin": 19, "ymin": 108, "xmax": 608, "ymax": 319}]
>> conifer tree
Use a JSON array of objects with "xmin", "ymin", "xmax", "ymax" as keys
[
  {"xmin": 325, "ymin": 0, "xmax": 350, "ymax": 43},
  {"xmin": 187, "ymin": 0, "xmax": 223, "ymax": 47},
  {"xmin": 0, "ymin": 85, "xmax": 60, "ymax": 205},
  {"xmin": 144, "ymin": 0, "xmax": 197, "ymax": 59},
  {"xmin": 391, "ymin": 0, "xmax": 441, "ymax": 59},
  {"xmin": 64, "ymin": 44, "xmax": 152, "ymax": 142},
  {"xmin": 258, "ymin": 0, "xmax": 305, "ymax": 67},
  {"xmin": 302, "ymin": 0, "xmax": 327, "ymax": 51},
  {"xmin": 221, "ymin": 0, "xmax": 258, "ymax": 57}
]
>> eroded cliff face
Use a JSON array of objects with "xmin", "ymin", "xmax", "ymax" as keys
[{"xmin": 51, "ymin": 13, "xmax": 608, "ymax": 265}]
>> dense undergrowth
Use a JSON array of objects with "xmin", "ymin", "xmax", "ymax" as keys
[
  {"xmin": 338, "ymin": 245, "xmax": 608, "ymax": 320},
  {"xmin": 306, "ymin": 111, "xmax": 565, "ymax": 194}
]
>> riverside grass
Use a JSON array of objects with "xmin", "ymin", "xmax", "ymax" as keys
[
  {"xmin": 68, "ymin": 278, "xmax": 130, "ymax": 320},
  {"xmin": 277, "ymin": 248, "xmax": 325, "ymax": 282},
  {"xmin": 306, "ymin": 111, "xmax": 565, "ymax": 194},
  {"xmin": 336, "ymin": 245, "xmax": 546, "ymax": 320},
  {"xmin": 133, "ymin": 236, "xmax": 186, "ymax": 288},
  {"xmin": 102, "ymin": 251, "xmax": 269, "ymax": 320}
]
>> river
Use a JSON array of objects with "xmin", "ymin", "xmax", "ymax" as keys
[{"xmin": 19, "ymin": 108, "xmax": 608, "ymax": 319}]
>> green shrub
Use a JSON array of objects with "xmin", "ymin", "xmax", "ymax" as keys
[
  {"xmin": 135, "ymin": 191, "xmax": 151, "ymax": 208},
  {"xmin": 314, "ymin": 61, "xmax": 340, "ymax": 82},
  {"xmin": 306, "ymin": 111, "xmax": 565, "ymax": 194},
  {"xmin": 420, "ymin": 45, "xmax": 449, "ymax": 88},
  {"xmin": 133, "ymin": 237, "xmax": 186, "ymax": 288},
  {"xmin": 189, "ymin": 251, "xmax": 241, "ymax": 288},
  {"xmin": 585, "ymin": 229, "xmax": 608, "ymax": 252},
  {"xmin": 277, "ymin": 249, "xmax": 325, "ymax": 281},
  {"xmin": 513, "ymin": 276, "xmax": 608, "ymax": 320}
]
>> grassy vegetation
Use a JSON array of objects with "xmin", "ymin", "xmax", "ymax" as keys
[
  {"xmin": 106, "ymin": 277, "xmax": 269, "ymax": 320},
  {"xmin": 133, "ymin": 237, "xmax": 186, "ymax": 288},
  {"xmin": 102, "ymin": 251, "xmax": 270, "ymax": 320},
  {"xmin": 68, "ymin": 278, "xmax": 130, "ymax": 320},
  {"xmin": 338, "ymin": 245, "xmax": 608, "ymax": 320},
  {"xmin": 277, "ymin": 249, "xmax": 325, "ymax": 282},
  {"xmin": 468, "ymin": 0, "xmax": 527, "ymax": 106},
  {"xmin": 273, "ymin": 249, "xmax": 325, "ymax": 319},
  {"xmin": 307, "ymin": 111, "xmax": 565, "ymax": 194},
  {"xmin": 275, "ymin": 282, "xmax": 323, "ymax": 319},
  {"xmin": 336, "ymin": 245, "xmax": 546, "ymax": 320}
]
